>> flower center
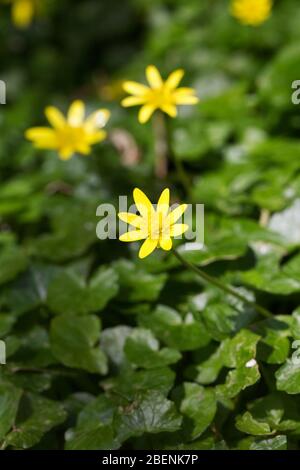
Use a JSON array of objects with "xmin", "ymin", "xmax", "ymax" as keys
[
  {"xmin": 147, "ymin": 86, "xmax": 173, "ymax": 107},
  {"xmin": 57, "ymin": 125, "xmax": 85, "ymax": 149},
  {"xmin": 148, "ymin": 211, "xmax": 169, "ymax": 240}
]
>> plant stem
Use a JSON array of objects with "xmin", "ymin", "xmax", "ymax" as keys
[
  {"xmin": 152, "ymin": 112, "xmax": 191, "ymax": 197},
  {"xmin": 172, "ymin": 249, "xmax": 272, "ymax": 319},
  {"xmin": 153, "ymin": 111, "xmax": 169, "ymax": 179}
]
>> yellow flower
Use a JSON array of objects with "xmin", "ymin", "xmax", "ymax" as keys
[
  {"xmin": 25, "ymin": 100, "xmax": 110, "ymax": 160},
  {"xmin": 121, "ymin": 65, "xmax": 199, "ymax": 124},
  {"xmin": 118, "ymin": 188, "xmax": 189, "ymax": 259},
  {"xmin": 3, "ymin": 0, "xmax": 36, "ymax": 28},
  {"xmin": 230, "ymin": 0, "xmax": 272, "ymax": 26}
]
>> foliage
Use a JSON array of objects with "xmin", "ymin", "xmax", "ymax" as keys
[{"xmin": 1, "ymin": 0, "xmax": 300, "ymax": 451}]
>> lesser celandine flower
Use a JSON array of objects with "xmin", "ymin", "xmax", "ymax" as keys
[
  {"xmin": 231, "ymin": 0, "xmax": 272, "ymax": 26},
  {"xmin": 121, "ymin": 65, "xmax": 199, "ymax": 124},
  {"xmin": 25, "ymin": 100, "xmax": 110, "ymax": 160},
  {"xmin": 3, "ymin": 0, "xmax": 36, "ymax": 28},
  {"xmin": 118, "ymin": 188, "xmax": 189, "ymax": 259}
]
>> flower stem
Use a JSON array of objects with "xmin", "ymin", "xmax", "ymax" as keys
[
  {"xmin": 172, "ymin": 249, "xmax": 272, "ymax": 319},
  {"xmin": 153, "ymin": 111, "xmax": 169, "ymax": 179},
  {"xmin": 152, "ymin": 112, "xmax": 191, "ymax": 197}
]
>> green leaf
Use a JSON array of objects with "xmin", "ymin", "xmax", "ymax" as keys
[
  {"xmin": 77, "ymin": 395, "xmax": 115, "ymax": 428},
  {"xmin": 0, "ymin": 313, "xmax": 15, "ymax": 337},
  {"xmin": 124, "ymin": 328, "xmax": 181, "ymax": 369},
  {"xmin": 216, "ymin": 363, "xmax": 260, "ymax": 399},
  {"xmin": 268, "ymin": 199, "xmax": 300, "ymax": 246},
  {"xmin": 139, "ymin": 305, "xmax": 211, "ymax": 351},
  {"xmin": 50, "ymin": 314, "xmax": 107, "ymax": 374},
  {"xmin": 235, "ymin": 412, "xmax": 272, "ymax": 436},
  {"xmin": 256, "ymin": 319, "xmax": 290, "ymax": 365},
  {"xmin": 114, "ymin": 391, "xmax": 182, "ymax": 444},
  {"xmin": 66, "ymin": 423, "xmax": 119, "ymax": 450},
  {"xmin": 0, "ymin": 382, "xmax": 22, "ymax": 440},
  {"xmin": 259, "ymin": 43, "xmax": 300, "ymax": 109},
  {"xmin": 47, "ymin": 266, "xmax": 119, "ymax": 315},
  {"xmin": 179, "ymin": 383, "xmax": 216, "ymax": 440},
  {"xmin": 100, "ymin": 326, "xmax": 132, "ymax": 367},
  {"xmin": 223, "ymin": 329, "xmax": 260, "ymax": 368},
  {"xmin": 247, "ymin": 393, "xmax": 300, "ymax": 432},
  {"xmin": 0, "ymin": 245, "xmax": 27, "ymax": 286},
  {"xmin": 113, "ymin": 259, "xmax": 167, "ymax": 302},
  {"xmin": 102, "ymin": 367, "xmax": 175, "ymax": 399},
  {"xmin": 249, "ymin": 435, "xmax": 287, "ymax": 451},
  {"xmin": 276, "ymin": 359, "xmax": 300, "ymax": 394},
  {"xmin": 5, "ymin": 394, "xmax": 66, "ymax": 449},
  {"xmin": 202, "ymin": 303, "xmax": 255, "ymax": 341}
]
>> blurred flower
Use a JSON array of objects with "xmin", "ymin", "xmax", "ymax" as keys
[
  {"xmin": 231, "ymin": 0, "xmax": 272, "ymax": 26},
  {"xmin": 25, "ymin": 100, "xmax": 110, "ymax": 160},
  {"xmin": 3, "ymin": 0, "xmax": 36, "ymax": 28},
  {"xmin": 118, "ymin": 188, "xmax": 189, "ymax": 259},
  {"xmin": 121, "ymin": 65, "xmax": 199, "ymax": 124}
]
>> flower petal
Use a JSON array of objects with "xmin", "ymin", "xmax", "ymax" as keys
[
  {"xmin": 59, "ymin": 147, "xmax": 74, "ymax": 160},
  {"xmin": 123, "ymin": 81, "xmax": 149, "ymax": 96},
  {"xmin": 165, "ymin": 69, "xmax": 184, "ymax": 90},
  {"xmin": 173, "ymin": 88, "xmax": 199, "ymax": 105},
  {"xmin": 166, "ymin": 204, "xmax": 188, "ymax": 225},
  {"xmin": 121, "ymin": 96, "xmax": 147, "ymax": 107},
  {"xmin": 119, "ymin": 230, "xmax": 146, "ymax": 242},
  {"xmin": 25, "ymin": 127, "xmax": 58, "ymax": 149},
  {"xmin": 133, "ymin": 188, "xmax": 155, "ymax": 219},
  {"xmin": 68, "ymin": 100, "xmax": 85, "ymax": 126},
  {"xmin": 138, "ymin": 104, "xmax": 156, "ymax": 124},
  {"xmin": 85, "ymin": 130, "xmax": 107, "ymax": 144},
  {"xmin": 12, "ymin": 0, "xmax": 34, "ymax": 28},
  {"xmin": 77, "ymin": 143, "xmax": 91, "ymax": 155},
  {"xmin": 157, "ymin": 188, "xmax": 170, "ymax": 218},
  {"xmin": 139, "ymin": 238, "xmax": 158, "ymax": 259},
  {"xmin": 146, "ymin": 65, "xmax": 163, "ymax": 89},
  {"xmin": 45, "ymin": 106, "xmax": 66, "ymax": 129},
  {"xmin": 118, "ymin": 212, "xmax": 143, "ymax": 228},
  {"xmin": 161, "ymin": 104, "xmax": 177, "ymax": 118},
  {"xmin": 159, "ymin": 237, "xmax": 173, "ymax": 251},
  {"xmin": 170, "ymin": 223, "xmax": 189, "ymax": 237},
  {"xmin": 85, "ymin": 109, "xmax": 110, "ymax": 129}
]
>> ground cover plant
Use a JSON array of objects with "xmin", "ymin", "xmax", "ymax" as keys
[{"xmin": 1, "ymin": 0, "xmax": 300, "ymax": 451}]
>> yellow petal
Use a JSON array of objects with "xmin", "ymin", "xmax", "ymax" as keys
[
  {"xmin": 45, "ymin": 106, "xmax": 66, "ymax": 129},
  {"xmin": 121, "ymin": 96, "xmax": 147, "ymax": 107},
  {"xmin": 146, "ymin": 65, "xmax": 163, "ymax": 89},
  {"xmin": 173, "ymin": 88, "xmax": 199, "ymax": 105},
  {"xmin": 174, "ymin": 95, "xmax": 199, "ymax": 105},
  {"xmin": 118, "ymin": 212, "xmax": 143, "ymax": 228},
  {"xmin": 59, "ymin": 147, "xmax": 74, "ymax": 160},
  {"xmin": 77, "ymin": 143, "xmax": 91, "ymax": 155},
  {"xmin": 85, "ymin": 130, "xmax": 107, "ymax": 144},
  {"xmin": 133, "ymin": 188, "xmax": 155, "ymax": 219},
  {"xmin": 157, "ymin": 188, "xmax": 170, "ymax": 218},
  {"xmin": 139, "ymin": 238, "xmax": 158, "ymax": 259},
  {"xmin": 123, "ymin": 81, "xmax": 149, "ymax": 96},
  {"xmin": 159, "ymin": 237, "xmax": 172, "ymax": 251},
  {"xmin": 138, "ymin": 104, "xmax": 156, "ymax": 124},
  {"xmin": 25, "ymin": 127, "xmax": 58, "ymax": 149},
  {"xmin": 85, "ymin": 109, "xmax": 110, "ymax": 130},
  {"xmin": 161, "ymin": 104, "xmax": 177, "ymax": 118},
  {"xmin": 68, "ymin": 100, "xmax": 85, "ymax": 126},
  {"xmin": 170, "ymin": 223, "xmax": 189, "ymax": 237},
  {"xmin": 166, "ymin": 204, "xmax": 188, "ymax": 225},
  {"xmin": 119, "ymin": 230, "xmax": 146, "ymax": 242},
  {"xmin": 165, "ymin": 69, "xmax": 184, "ymax": 90},
  {"xmin": 12, "ymin": 0, "xmax": 34, "ymax": 28}
]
